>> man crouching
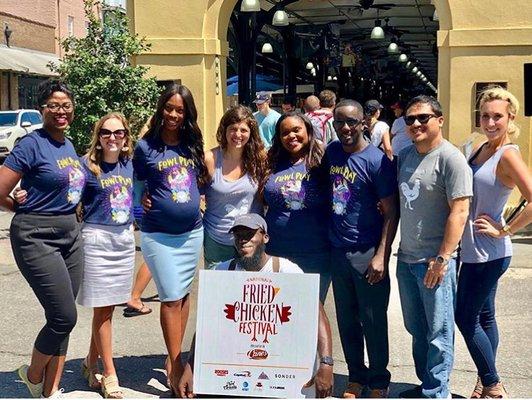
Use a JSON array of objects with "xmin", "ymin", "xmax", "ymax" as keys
[{"xmin": 178, "ymin": 213, "xmax": 334, "ymax": 398}]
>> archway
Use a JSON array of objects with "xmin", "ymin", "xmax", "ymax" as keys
[{"xmin": 129, "ymin": 0, "xmax": 530, "ymax": 183}]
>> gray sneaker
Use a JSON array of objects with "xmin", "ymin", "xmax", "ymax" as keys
[{"xmin": 17, "ymin": 364, "xmax": 43, "ymax": 398}]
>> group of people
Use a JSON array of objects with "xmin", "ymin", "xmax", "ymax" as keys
[{"xmin": 0, "ymin": 78, "xmax": 530, "ymax": 399}]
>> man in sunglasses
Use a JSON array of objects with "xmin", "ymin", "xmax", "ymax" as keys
[
  {"xmin": 396, "ymin": 95, "xmax": 472, "ymax": 398},
  {"xmin": 325, "ymin": 99, "xmax": 399, "ymax": 398}
]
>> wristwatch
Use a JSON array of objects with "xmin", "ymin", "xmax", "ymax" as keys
[
  {"xmin": 320, "ymin": 356, "xmax": 334, "ymax": 366},
  {"xmin": 434, "ymin": 255, "xmax": 449, "ymax": 266},
  {"xmin": 501, "ymin": 224, "xmax": 513, "ymax": 236}
]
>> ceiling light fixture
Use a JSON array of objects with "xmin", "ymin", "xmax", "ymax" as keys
[
  {"xmin": 240, "ymin": 0, "xmax": 260, "ymax": 12},
  {"xmin": 306, "ymin": 62, "xmax": 314, "ymax": 70},
  {"xmin": 406, "ymin": 61, "xmax": 412, "ymax": 69},
  {"xmin": 370, "ymin": 20, "xmax": 385, "ymax": 40},
  {"xmin": 398, "ymin": 53, "xmax": 408, "ymax": 62},
  {"xmin": 261, "ymin": 43, "xmax": 273, "ymax": 53},
  {"xmin": 387, "ymin": 42, "xmax": 399, "ymax": 54},
  {"xmin": 412, "ymin": 66, "xmax": 419, "ymax": 73},
  {"xmin": 272, "ymin": 9, "xmax": 289, "ymax": 26}
]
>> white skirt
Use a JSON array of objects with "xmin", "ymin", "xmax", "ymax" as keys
[{"xmin": 77, "ymin": 223, "xmax": 135, "ymax": 307}]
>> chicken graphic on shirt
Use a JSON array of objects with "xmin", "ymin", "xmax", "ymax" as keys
[
  {"xmin": 225, "ymin": 198, "xmax": 250, "ymax": 218},
  {"xmin": 280, "ymin": 179, "xmax": 305, "ymax": 210},
  {"xmin": 400, "ymin": 179, "xmax": 421, "ymax": 210},
  {"xmin": 167, "ymin": 166, "xmax": 191, "ymax": 203}
]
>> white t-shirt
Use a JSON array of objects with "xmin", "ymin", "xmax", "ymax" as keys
[
  {"xmin": 370, "ymin": 120, "xmax": 389, "ymax": 148},
  {"xmin": 391, "ymin": 116, "xmax": 412, "ymax": 156},
  {"xmin": 216, "ymin": 256, "xmax": 303, "ymax": 274}
]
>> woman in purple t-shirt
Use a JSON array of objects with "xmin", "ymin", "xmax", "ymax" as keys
[
  {"xmin": 0, "ymin": 80, "xmax": 84, "ymax": 398},
  {"xmin": 133, "ymin": 84, "xmax": 207, "ymax": 395},
  {"xmin": 262, "ymin": 112, "xmax": 331, "ymax": 302},
  {"xmin": 78, "ymin": 112, "xmax": 135, "ymax": 398}
]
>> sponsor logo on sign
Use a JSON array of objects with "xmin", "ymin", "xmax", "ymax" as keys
[
  {"xmin": 274, "ymin": 373, "xmax": 296, "ymax": 379},
  {"xmin": 223, "ymin": 381, "xmax": 237, "ymax": 390},
  {"xmin": 234, "ymin": 371, "xmax": 251, "ymax": 377},
  {"xmin": 247, "ymin": 349, "xmax": 269, "ymax": 360},
  {"xmin": 215, "ymin": 369, "xmax": 229, "ymax": 376},
  {"xmin": 242, "ymin": 381, "xmax": 250, "ymax": 392},
  {"xmin": 258, "ymin": 371, "xmax": 270, "ymax": 380},
  {"xmin": 269, "ymin": 385, "xmax": 286, "ymax": 390},
  {"xmin": 254, "ymin": 382, "xmax": 264, "ymax": 392}
]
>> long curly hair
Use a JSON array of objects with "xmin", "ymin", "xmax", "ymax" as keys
[
  {"xmin": 262, "ymin": 111, "xmax": 324, "ymax": 192},
  {"xmin": 143, "ymin": 84, "xmax": 208, "ymax": 185},
  {"xmin": 86, "ymin": 112, "xmax": 133, "ymax": 177},
  {"xmin": 215, "ymin": 105, "xmax": 267, "ymax": 184}
]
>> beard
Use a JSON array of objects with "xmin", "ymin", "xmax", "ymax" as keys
[{"xmin": 237, "ymin": 243, "xmax": 266, "ymax": 272}]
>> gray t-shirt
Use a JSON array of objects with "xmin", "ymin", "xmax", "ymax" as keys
[{"xmin": 397, "ymin": 140, "xmax": 472, "ymax": 263}]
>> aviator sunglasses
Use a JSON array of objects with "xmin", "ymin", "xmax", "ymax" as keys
[
  {"xmin": 99, "ymin": 128, "xmax": 128, "ymax": 139},
  {"xmin": 404, "ymin": 113, "xmax": 438, "ymax": 126}
]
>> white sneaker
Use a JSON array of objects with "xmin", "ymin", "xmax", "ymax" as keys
[
  {"xmin": 44, "ymin": 388, "xmax": 65, "ymax": 398},
  {"xmin": 17, "ymin": 364, "xmax": 43, "ymax": 398}
]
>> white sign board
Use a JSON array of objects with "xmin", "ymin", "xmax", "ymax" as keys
[{"xmin": 194, "ymin": 269, "xmax": 320, "ymax": 398}]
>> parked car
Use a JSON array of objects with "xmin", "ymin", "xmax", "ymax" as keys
[{"xmin": 0, "ymin": 110, "xmax": 43, "ymax": 159}]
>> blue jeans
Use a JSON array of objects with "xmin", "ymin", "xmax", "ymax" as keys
[
  {"xmin": 455, "ymin": 257, "xmax": 510, "ymax": 387},
  {"xmin": 396, "ymin": 259, "xmax": 457, "ymax": 398},
  {"xmin": 331, "ymin": 247, "xmax": 391, "ymax": 389}
]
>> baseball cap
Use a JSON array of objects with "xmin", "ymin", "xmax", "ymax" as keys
[
  {"xmin": 364, "ymin": 99, "xmax": 383, "ymax": 115},
  {"xmin": 253, "ymin": 92, "xmax": 271, "ymax": 104},
  {"xmin": 229, "ymin": 213, "xmax": 268, "ymax": 233}
]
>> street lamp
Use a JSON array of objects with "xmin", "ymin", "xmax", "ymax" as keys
[
  {"xmin": 272, "ymin": 10, "xmax": 289, "ymax": 26},
  {"xmin": 261, "ymin": 43, "xmax": 273, "ymax": 53},
  {"xmin": 240, "ymin": 0, "xmax": 260, "ymax": 12}
]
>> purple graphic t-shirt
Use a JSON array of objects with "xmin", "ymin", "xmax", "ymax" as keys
[
  {"xmin": 133, "ymin": 137, "xmax": 202, "ymax": 234},
  {"xmin": 326, "ymin": 141, "xmax": 397, "ymax": 249},
  {"xmin": 264, "ymin": 158, "xmax": 330, "ymax": 256},
  {"xmin": 82, "ymin": 158, "xmax": 134, "ymax": 226},
  {"xmin": 4, "ymin": 129, "xmax": 85, "ymax": 214}
]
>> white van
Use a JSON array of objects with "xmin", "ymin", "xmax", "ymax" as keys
[{"xmin": 0, "ymin": 110, "xmax": 43, "ymax": 159}]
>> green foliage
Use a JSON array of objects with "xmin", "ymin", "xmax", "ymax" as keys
[{"xmin": 49, "ymin": 0, "xmax": 160, "ymax": 153}]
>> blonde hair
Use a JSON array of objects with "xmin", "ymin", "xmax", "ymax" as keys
[
  {"xmin": 478, "ymin": 86, "xmax": 520, "ymax": 138},
  {"xmin": 86, "ymin": 112, "xmax": 133, "ymax": 177}
]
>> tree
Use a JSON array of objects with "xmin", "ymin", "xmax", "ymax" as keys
[{"xmin": 50, "ymin": 0, "xmax": 160, "ymax": 153}]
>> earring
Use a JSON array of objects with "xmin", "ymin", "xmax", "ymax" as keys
[{"xmin": 96, "ymin": 145, "xmax": 102, "ymax": 149}]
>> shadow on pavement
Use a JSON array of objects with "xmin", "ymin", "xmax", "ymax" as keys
[{"xmin": 2, "ymin": 358, "xmax": 465, "ymax": 398}]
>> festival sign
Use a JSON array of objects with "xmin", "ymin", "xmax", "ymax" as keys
[{"xmin": 193, "ymin": 270, "xmax": 320, "ymax": 398}]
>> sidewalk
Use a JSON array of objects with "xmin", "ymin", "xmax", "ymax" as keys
[{"xmin": 0, "ymin": 210, "xmax": 530, "ymax": 398}]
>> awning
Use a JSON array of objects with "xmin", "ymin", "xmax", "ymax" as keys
[{"xmin": 0, "ymin": 45, "xmax": 59, "ymax": 76}]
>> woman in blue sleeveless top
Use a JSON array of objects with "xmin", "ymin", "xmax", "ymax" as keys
[
  {"xmin": 262, "ymin": 112, "xmax": 331, "ymax": 302},
  {"xmin": 133, "ymin": 84, "xmax": 207, "ymax": 395},
  {"xmin": 202, "ymin": 105, "xmax": 267, "ymax": 269},
  {"xmin": 457, "ymin": 87, "xmax": 532, "ymax": 398}
]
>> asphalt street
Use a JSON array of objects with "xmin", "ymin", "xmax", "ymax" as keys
[{"xmin": 0, "ymin": 210, "xmax": 530, "ymax": 398}]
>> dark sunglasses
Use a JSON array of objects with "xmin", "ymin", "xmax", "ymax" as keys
[
  {"xmin": 333, "ymin": 118, "xmax": 362, "ymax": 128},
  {"xmin": 99, "ymin": 128, "xmax": 127, "ymax": 139},
  {"xmin": 404, "ymin": 114, "xmax": 438, "ymax": 126}
]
